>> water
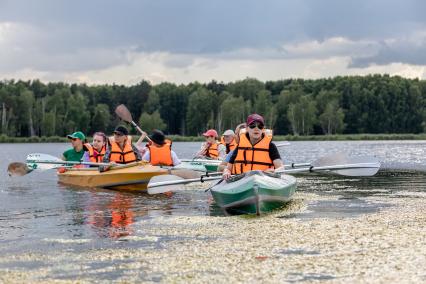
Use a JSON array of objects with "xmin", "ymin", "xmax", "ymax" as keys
[{"xmin": 0, "ymin": 141, "xmax": 426, "ymax": 278}]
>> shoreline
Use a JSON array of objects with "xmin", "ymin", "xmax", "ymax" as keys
[{"xmin": 1, "ymin": 133, "xmax": 426, "ymax": 143}]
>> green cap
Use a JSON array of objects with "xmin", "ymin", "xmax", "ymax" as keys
[{"xmin": 67, "ymin": 131, "xmax": 86, "ymax": 140}]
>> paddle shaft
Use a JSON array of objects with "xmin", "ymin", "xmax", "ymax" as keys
[
  {"xmin": 28, "ymin": 160, "xmax": 111, "ymax": 167},
  {"xmin": 148, "ymin": 162, "xmax": 380, "ymax": 189}
]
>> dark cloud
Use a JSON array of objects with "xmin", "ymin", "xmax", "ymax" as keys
[
  {"xmin": 0, "ymin": 0, "xmax": 425, "ymax": 72},
  {"xmin": 350, "ymin": 40, "xmax": 426, "ymax": 68}
]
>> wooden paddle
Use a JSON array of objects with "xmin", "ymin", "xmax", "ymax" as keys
[
  {"xmin": 147, "ymin": 154, "xmax": 381, "ymax": 194},
  {"xmin": 115, "ymin": 104, "xmax": 152, "ymax": 142}
]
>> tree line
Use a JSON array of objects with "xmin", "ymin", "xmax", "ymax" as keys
[{"xmin": 0, "ymin": 74, "xmax": 425, "ymax": 138}]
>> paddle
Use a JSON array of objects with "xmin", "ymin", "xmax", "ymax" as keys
[
  {"xmin": 7, "ymin": 153, "xmax": 111, "ymax": 176},
  {"xmin": 147, "ymin": 154, "xmax": 381, "ymax": 194},
  {"xmin": 180, "ymin": 158, "xmax": 222, "ymax": 164},
  {"xmin": 115, "ymin": 104, "xmax": 152, "ymax": 142},
  {"xmin": 275, "ymin": 141, "xmax": 291, "ymax": 147},
  {"xmin": 180, "ymin": 152, "xmax": 374, "ymax": 179}
]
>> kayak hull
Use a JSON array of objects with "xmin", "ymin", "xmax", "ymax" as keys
[
  {"xmin": 210, "ymin": 171, "xmax": 296, "ymax": 215},
  {"xmin": 176, "ymin": 159, "xmax": 221, "ymax": 172},
  {"xmin": 57, "ymin": 162, "xmax": 167, "ymax": 192}
]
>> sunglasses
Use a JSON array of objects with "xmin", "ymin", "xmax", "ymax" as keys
[
  {"xmin": 205, "ymin": 136, "xmax": 215, "ymax": 138},
  {"xmin": 114, "ymin": 132, "xmax": 124, "ymax": 137},
  {"xmin": 248, "ymin": 122, "xmax": 264, "ymax": 129}
]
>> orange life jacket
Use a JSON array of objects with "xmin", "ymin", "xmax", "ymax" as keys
[
  {"xmin": 84, "ymin": 143, "xmax": 106, "ymax": 163},
  {"xmin": 232, "ymin": 133, "xmax": 274, "ymax": 174},
  {"xmin": 108, "ymin": 137, "xmax": 137, "ymax": 164},
  {"xmin": 206, "ymin": 142, "xmax": 219, "ymax": 159},
  {"xmin": 147, "ymin": 139, "xmax": 173, "ymax": 166},
  {"xmin": 220, "ymin": 136, "xmax": 236, "ymax": 154},
  {"xmin": 108, "ymin": 135, "xmax": 132, "ymax": 146}
]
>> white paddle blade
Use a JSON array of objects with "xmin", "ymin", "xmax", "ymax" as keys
[
  {"xmin": 147, "ymin": 175, "xmax": 186, "ymax": 195},
  {"xmin": 332, "ymin": 165, "xmax": 380, "ymax": 176},
  {"xmin": 26, "ymin": 162, "xmax": 59, "ymax": 171},
  {"xmin": 26, "ymin": 153, "xmax": 62, "ymax": 163},
  {"xmin": 332, "ymin": 156, "xmax": 381, "ymax": 176},
  {"xmin": 275, "ymin": 141, "xmax": 291, "ymax": 147},
  {"xmin": 170, "ymin": 169, "xmax": 203, "ymax": 179}
]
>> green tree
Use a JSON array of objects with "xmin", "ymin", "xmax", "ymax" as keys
[
  {"xmin": 91, "ymin": 104, "xmax": 111, "ymax": 133},
  {"xmin": 144, "ymin": 90, "xmax": 161, "ymax": 113},
  {"xmin": 275, "ymin": 88, "xmax": 305, "ymax": 134},
  {"xmin": 17, "ymin": 89, "xmax": 35, "ymax": 136},
  {"xmin": 65, "ymin": 92, "xmax": 90, "ymax": 134},
  {"xmin": 218, "ymin": 96, "xmax": 246, "ymax": 132},
  {"xmin": 253, "ymin": 90, "xmax": 277, "ymax": 128},
  {"xmin": 287, "ymin": 95, "xmax": 317, "ymax": 135},
  {"xmin": 227, "ymin": 78, "xmax": 265, "ymax": 102},
  {"xmin": 186, "ymin": 88, "xmax": 216, "ymax": 135},
  {"xmin": 319, "ymin": 101, "xmax": 345, "ymax": 134},
  {"xmin": 138, "ymin": 111, "xmax": 166, "ymax": 132}
]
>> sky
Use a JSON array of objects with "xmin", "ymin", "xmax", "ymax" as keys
[{"xmin": 0, "ymin": 0, "xmax": 425, "ymax": 85}]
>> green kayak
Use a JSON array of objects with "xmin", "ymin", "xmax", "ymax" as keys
[
  {"xmin": 210, "ymin": 171, "xmax": 297, "ymax": 215},
  {"xmin": 177, "ymin": 159, "xmax": 221, "ymax": 172},
  {"xmin": 173, "ymin": 161, "xmax": 207, "ymax": 172},
  {"xmin": 204, "ymin": 163, "xmax": 219, "ymax": 172}
]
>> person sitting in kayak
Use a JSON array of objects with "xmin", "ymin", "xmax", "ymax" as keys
[
  {"xmin": 82, "ymin": 132, "xmax": 107, "ymax": 165},
  {"xmin": 103, "ymin": 125, "xmax": 142, "ymax": 164},
  {"xmin": 220, "ymin": 129, "xmax": 237, "ymax": 154},
  {"xmin": 217, "ymin": 123, "xmax": 246, "ymax": 172},
  {"xmin": 142, "ymin": 129, "xmax": 181, "ymax": 166},
  {"xmin": 62, "ymin": 131, "xmax": 86, "ymax": 162},
  {"xmin": 222, "ymin": 114, "xmax": 284, "ymax": 180},
  {"xmin": 195, "ymin": 129, "xmax": 226, "ymax": 160}
]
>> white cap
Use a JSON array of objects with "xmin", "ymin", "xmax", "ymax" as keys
[{"xmin": 223, "ymin": 129, "xmax": 235, "ymax": 136}]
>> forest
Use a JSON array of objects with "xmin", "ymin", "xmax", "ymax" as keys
[{"xmin": 0, "ymin": 74, "xmax": 425, "ymax": 138}]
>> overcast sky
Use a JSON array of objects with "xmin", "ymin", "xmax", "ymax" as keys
[{"xmin": 1, "ymin": 0, "xmax": 425, "ymax": 85}]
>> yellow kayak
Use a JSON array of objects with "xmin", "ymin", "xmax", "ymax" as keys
[{"xmin": 57, "ymin": 162, "xmax": 167, "ymax": 191}]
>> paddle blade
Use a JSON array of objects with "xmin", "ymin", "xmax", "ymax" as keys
[
  {"xmin": 330, "ymin": 156, "xmax": 381, "ymax": 176},
  {"xmin": 275, "ymin": 141, "xmax": 291, "ymax": 147},
  {"xmin": 26, "ymin": 153, "xmax": 62, "ymax": 163},
  {"xmin": 170, "ymin": 169, "xmax": 203, "ymax": 179},
  {"xmin": 332, "ymin": 167, "xmax": 380, "ymax": 176},
  {"xmin": 147, "ymin": 175, "xmax": 186, "ymax": 195},
  {"xmin": 7, "ymin": 162, "xmax": 32, "ymax": 176},
  {"xmin": 115, "ymin": 104, "xmax": 133, "ymax": 123}
]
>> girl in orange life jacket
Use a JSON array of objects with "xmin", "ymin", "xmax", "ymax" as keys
[
  {"xmin": 220, "ymin": 129, "xmax": 237, "ymax": 154},
  {"xmin": 103, "ymin": 125, "xmax": 142, "ymax": 164},
  {"xmin": 82, "ymin": 132, "xmax": 107, "ymax": 165},
  {"xmin": 222, "ymin": 114, "xmax": 284, "ymax": 179},
  {"xmin": 196, "ymin": 129, "xmax": 226, "ymax": 160},
  {"xmin": 142, "ymin": 129, "xmax": 181, "ymax": 166}
]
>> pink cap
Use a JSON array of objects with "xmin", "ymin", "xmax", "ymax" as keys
[
  {"xmin": 202, "ymin": 129, "xmax": 218, "ymax": 137},
  {"xmin": 246, "ymin": 114, "xmax": 264, "ymax": 125}
]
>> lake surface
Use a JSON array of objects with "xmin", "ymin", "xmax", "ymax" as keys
[{"xmin": 0, "ymin": 141, "xmax": 425, "ymax": 280}]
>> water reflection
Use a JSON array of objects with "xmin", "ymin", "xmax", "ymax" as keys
[{"xmin": 85, "ymin": 192, "xmax": 135, "ymax": 239}]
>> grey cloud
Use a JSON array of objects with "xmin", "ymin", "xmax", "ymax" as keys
[
  {"xmin": 0, "ymin": 0, "xmax": 426, "ymax": 72},
  {"xmin": 350, "ymin": 35, "xmax": 426, "ymax": 68}
]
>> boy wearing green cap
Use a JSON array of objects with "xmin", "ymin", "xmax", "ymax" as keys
[{"xmin": 62, "ymin": 131, "xmax": 86, "ymax": 162}]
